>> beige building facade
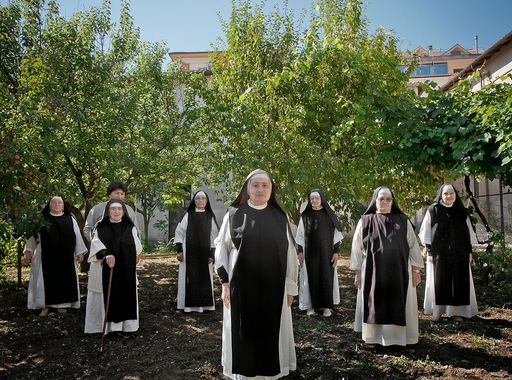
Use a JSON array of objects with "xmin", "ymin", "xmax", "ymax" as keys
[{"xmin": 401, "ymin": 43, "xmax": 482, "ymax": 96}]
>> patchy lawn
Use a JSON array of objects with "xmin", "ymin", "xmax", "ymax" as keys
[{"xmin": 1, "ymin": 249, "xmax": 511, "ymax": 379}]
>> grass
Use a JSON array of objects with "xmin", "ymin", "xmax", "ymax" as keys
[{"xmin": 468, "ymin": 335, "xmax": 498, "ymax": 354}]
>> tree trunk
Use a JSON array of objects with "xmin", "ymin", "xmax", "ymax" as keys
[{"xmin": 144, "ymin": 215, "xmax": 150, "ymax": 246}]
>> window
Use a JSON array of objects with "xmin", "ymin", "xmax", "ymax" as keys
[{"xmin": 411, "ymin": 63, "xmax": 448, "ymax": 76}]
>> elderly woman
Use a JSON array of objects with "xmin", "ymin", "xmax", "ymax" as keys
[
  {"xmin": 419, "ymin": 184, "xmax": 478, "ymax": 322},
  {"xmin": 175, "ymin": 190, "xmax": 219, "ymax": 313},
  {"xmin": 24, "ymin": 196, "xmax": 87, "ymax": 316},
  {"xmin": 215, "ymin": 169, "xmax": 298, "ymax": 380},
  {"xmin": 296, "ymin": 189, "xmax": 343, "ymax": 317},
  {"xmin": 84, "ymin": 199, "xmax": 142, "ymax": 338},
  {"xmin": 350, "ymin": 187, "xmax": 424, "ymax": 347}
]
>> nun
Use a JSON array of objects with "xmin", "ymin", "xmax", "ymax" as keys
[
  {"xmin": 174, "ymin": 190, "xmax": 219, "ymax": 313},
  {"xmin": 84, "ymin": 199, "xmax": 142, "ymax": 338},
  {"xmin": 419, "ymin": 184, "xmax": 478, "ymax": 322},
  {"xmin": 296, "ymin": 189, "xmax": 343, "ymax": 317},
  {"xmin": 215, "ymin": 169, "xmax": 298, "ymax": 379},
  {"xmin": 350, "ymin": 187, "xmax": 423, "ymax": 347},
  {"xmin": 24, "ymin": 196, "xmax": 87, "ymax": 316}
]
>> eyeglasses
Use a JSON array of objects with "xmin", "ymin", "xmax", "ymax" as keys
[{"xmin": 377, "ymin": 197, "xmax": 393, "ymax": 203}]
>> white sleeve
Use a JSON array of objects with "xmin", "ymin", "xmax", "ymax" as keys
[
  {"xmin": 349, "ymin": 220, "xmax": 364, "ymax": 270},
  {"xmin": 407, "ymin": 221, "xmax": 424, "ymax": 268},
  {"xmin": 133, "ymin": 226, "xmax": 143, "ymax": 255},
  {"xmin": 214, "ymin": 213, "xmax": 234, "ymax": 276},
  {"xmin": 174, "ymin": 214, "xmax": 188, "ymax": 245},
  {"xmin": 285, "ymin": 227, "xmax": 299, "ymax": 296},
  {"xmin": 72, "ymin": 218, "xmax": 88, "ymax": 256},
  {"xmin": 210, "ymin": 219, "xmax": 219, "ymax": 248},
  {"xmin": 418, "ymin": 209, "xmax": 432, "ymax": 245},
  {"xmin": 24, "ymin": 236, "xmax": 38, "ymax": 253},
  {"xmin": 333, "ymin": 227, "xmax": 343, "ymax": 246},
  {"xmin": 295, "ymin": 217, "xmax": 305, "ymax": 248},
  {"xmin": 88, "ymin": 230, "xmax": 107, "ymax": 262}
]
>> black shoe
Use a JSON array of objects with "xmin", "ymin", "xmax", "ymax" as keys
[{"xmin": 118, "ymin": 331, "xmax": 134, "ymax": 339}]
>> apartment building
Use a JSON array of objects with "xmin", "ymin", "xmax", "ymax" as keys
[{"xmin": 401, "ymin": 43, "xmax": 482, "ymax": 96}]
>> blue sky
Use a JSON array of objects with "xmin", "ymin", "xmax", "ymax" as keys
[{"xmin": 8, "ymin": 0, "xmax": 512, "ymax": 58}]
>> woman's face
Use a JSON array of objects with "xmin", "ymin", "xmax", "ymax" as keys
[
  {"xmin": 376, "ymin": 193, "xmax": 393, "ymax": 214},
  {"xmin": 109, "ymin": 205, "xmax": 124, "ymax": 222},
  {"xmin": 248, "ymin": 178, "xmax": 272, "ymax": 206},
  {"xmin": 194, "ymin": 195, "xmax": 208, "ymax": 210},
  {"xmin": 49, "ymin": 198, "xmax": 64, "ymax": 214},
  {"xmin": 442, "ymin": 187, "xmax": 456, "ymax": 206},
  {"xmin": 109, "ymin": 189, "xmax": 126, "ymax": 201},
  {"xmin": 310, "ymin": 195, "xmax": 322, "ymax": 210}
]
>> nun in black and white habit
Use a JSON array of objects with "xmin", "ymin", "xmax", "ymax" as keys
[
  {"xmin": 85, "ymin": 199, "xmax": 142, "ymax": 336},
  {"xmin": 296, "ymin": 189, "xmax": 343, "ymax": 317},
  {"xmin": 350, "ymin": 187, "xmax": 423, "ymax": 346},
  {"xmin": 215, "ymin": 169, "xmax": 298, "ymax": 380},
  {"xmin": 418, "ymin": 184, "xmax": 478, "ymax": 322},
  {"xmin": 24, "ymin": 196, "xmax": 87, "ymax": 316},
  {"xmin": 174, "ymin": 190, "xmax": 219, "ymax": 313}
]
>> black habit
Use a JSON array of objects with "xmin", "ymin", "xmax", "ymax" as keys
[
  {"xmin": 39, "ymin": 201, "xmax": 79, "ymax": 305},
  {"xmin": 184, "ymin": 209, "xmax": 215, "ymax": 307},
  {"xmin": 427, "ymin": 186, "xmax": 472, "ymax": 306},
  {"xmin": 360, "ymin": 186, "xmax": 412, "ymax": 326},
  {"xmin": 96, "ymin": 200, "xmax": 138, "ymax": 323},
  {"xmin": 228, "ymin": 203, "xmax": 289, "ymax": 377},
  {"xmin": 299, "ymin": 188, "xmax": 342, "ymax": 310},
  {"xmin": 361, "ymin": 213, "xmax": 410, "ymax": 325}
]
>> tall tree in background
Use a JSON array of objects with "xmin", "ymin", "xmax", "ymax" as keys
[
  {"xmin": 0, "ymin": 0, "xmax": 208, "ymax": 263},
  {"xmin": 206, "ymin": 0, "xmax": 423, "ymax": 225}
]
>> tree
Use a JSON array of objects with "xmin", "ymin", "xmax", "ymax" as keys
[
  {"xmin": 1, "ymin": 0, "xmax": 55, "ymax": 264},
  {"xmin": 0, "ymin": 0, "xmax": 208, "ymax": 264},
  {"xmin": 206, "ymin": 0, "xmax": 424, "ymax": 225},
  {"xmin": 397, "ymin": 73, "xmax": 512, "ymax": 234},
  {"xmin": 399, "ymin": 74, "xmax": 512, "ymax": 186},
  {"xmin": 137, "ymin": 184, "xmax": 167, "ymax": 247}
]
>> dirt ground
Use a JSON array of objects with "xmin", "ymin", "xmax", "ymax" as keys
[{"xmin": 1, "ymin": 250, "xmax": 511, "ymax": 380}]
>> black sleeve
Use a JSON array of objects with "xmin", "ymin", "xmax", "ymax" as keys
[
  {"xmin": 425, "ymin": 244, "xmax": 432, "ymax": 256},
  {"xmin": 96, "ymin": 249, "xmax": 108, "ymax": 260},
  {"xmin": 297, "ymin": 245, "xmax": 303, "ymax": 254},
  {"xmin": 217, "ymin": 266, "xmax": 229, "ymax": 284},
  {"xmin": 209, "ymin": 248, "xmax": 215, "ymax": 260},
  {"xmin": 333, "ymin": 242, "xmax": 340, "ymax": 254},
  {"xmin": 176, "ymin": 243, "xmax": 183, "ymax": 253}
]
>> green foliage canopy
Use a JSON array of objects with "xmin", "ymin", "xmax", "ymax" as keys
[
  {"xmin": 0, "ymin": 0, "xmax": 208, "ymax": 263},
  {"xmin": 206, "ymin": 0, "xmax": 423, "ymax": 225}
]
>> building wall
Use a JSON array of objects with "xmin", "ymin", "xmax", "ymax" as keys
[
  {"xmin": 407, "ymin": 54, "xmax": 479, "ymax": 96},
  {"xmin": 136, "ymin": 186, "xmax": 229, "ymax": 244},
  {"xmin": 469, "ymin": 42, "xmax": 512, "ymax": 91},
  {"xmin": 446, "ymin": 57, "xmax": 475, "ymax": 74},
  {"xmin": 473, "ymin": 178, "xmax": 512, "ymax": 234}
]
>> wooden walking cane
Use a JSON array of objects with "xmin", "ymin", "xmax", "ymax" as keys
[{"xmin": 99, "ymin": 265, "xmax": 114, "ymax": 353}]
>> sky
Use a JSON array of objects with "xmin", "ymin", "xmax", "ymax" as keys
[{"xmin": 7, "ymin": 0, "xmax": 512, "ymax": 62}]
